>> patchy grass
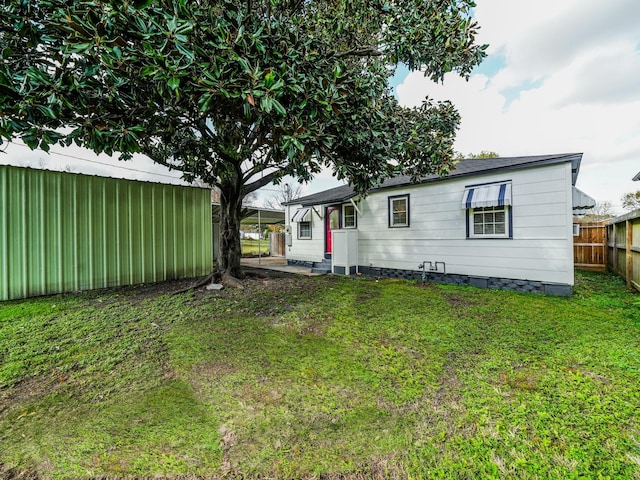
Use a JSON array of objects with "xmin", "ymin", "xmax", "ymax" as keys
[{"xmin": 1, "ymin": 271, "xmax": 639, "ymax": 479}]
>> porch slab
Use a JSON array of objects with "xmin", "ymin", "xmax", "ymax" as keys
[{"xmin": 240, "ymin": 257, "xmax": 323, "ymax": 276}]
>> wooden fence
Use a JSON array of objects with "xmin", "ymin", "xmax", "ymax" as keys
[
  {"xmin": 573, "ymin": 222, "xmax": 607, "ymax": 272},
  {"xmin": 606, "ymin": 210, "xmax": 640, "ymax": 292},
  {"xmin": 269, "ymin": 232, "xmax": 286, "ymax": 257}
]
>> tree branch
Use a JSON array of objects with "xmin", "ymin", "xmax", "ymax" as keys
[
  {"xmin": 241, "ymin": 149, "xmax": 277, "ymax": 183},
  {"xmin": 243, "ymin": 169, "xmax": 282, "ymax": 195}
]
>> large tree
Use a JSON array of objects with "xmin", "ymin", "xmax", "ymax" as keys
[{"xmin": 0, "ymin": 0, "xmax": 486, "ymax": 278}]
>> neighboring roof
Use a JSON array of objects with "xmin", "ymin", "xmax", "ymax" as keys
[
  {"xmin": 211, "ymin": 203, "xmax": 285, "ymax": 225},
  {"xmin": 286, "ymin": 153, "xmax": 583, "ymax": 207},
  {"xmin": 572, "ymin": 187, "xmax": 596, "ymax": 211},
  {"xmin": 633, "ymin": 171, "xmax": 640, "ymax": 181}
]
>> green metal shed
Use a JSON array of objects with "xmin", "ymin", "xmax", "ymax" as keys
[{"xmin": 0, "ymin": 165, "xmax": 212, "ymax": 301}]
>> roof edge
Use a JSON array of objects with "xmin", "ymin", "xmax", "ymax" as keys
[
  {"xmin": 370, "ymin": 153, "xmax": 584, "ymax": 193},
  {"xmin": 283, "ymin": 153, "xmax": 583, "ymax": 207}
]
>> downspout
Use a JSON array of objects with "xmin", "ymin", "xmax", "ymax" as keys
[{"xmin": 258, "ymin": 207, "xmax": 262, "ymax": 265}]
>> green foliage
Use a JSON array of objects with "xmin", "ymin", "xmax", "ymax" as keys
[
  {"xmin": 455, "ymin": 150, "xmax": 500, "ymax": 160},
  {"xmin": 0, "ymin": 0, "xmax": 485, "ymax": 188},
  {"xmin": 621, "ymin": 190, "xmax": 640, "ymax": 211},
  {"xmin": 1, "ymin": 271, "xmax": 640, "ymax": 478},
  {"xmin": 0, "ymin": 0, "xmax": 486, "ymax": 274}
]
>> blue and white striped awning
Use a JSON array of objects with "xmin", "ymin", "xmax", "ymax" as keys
[
  {"xmin": 291, "ymin": 207, "xmax": 311, "ymax": 222},
  {"xmin": 462, "ymin": 182, "xmax": 512, "ymax": 209}
]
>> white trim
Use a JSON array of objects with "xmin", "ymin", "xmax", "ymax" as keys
[
  {"xmin": 342, "ymin": 203, "xmax": 357, "ymax": 229},
  {"xmin": 297, "ymin": 221, "xmax": 312, "ymax": 239},
  {"xmin": 349, "ymin": 198, "xmax": 362, "ymax": 216},
  {"xmin": 389, "ymin": 195, "xmax": 409, "ymax": 228},
  {"xmin": 469, "ymin": 206, "xmax": 510, "ymax": 238}
]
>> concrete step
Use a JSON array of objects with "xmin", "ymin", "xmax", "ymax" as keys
[
  {"xmin": 311, "ymin": 260, "xmax": 332, "ymax": 274},
  {"xmin": 311, "ymin": 267, "xmax": 331, "ymax": 274}
]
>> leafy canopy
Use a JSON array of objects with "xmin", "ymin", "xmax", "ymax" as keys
[{"xmin": 0, "ymin": 0, "xmax": 486, "ymax": 195}]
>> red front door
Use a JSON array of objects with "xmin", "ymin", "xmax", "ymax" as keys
[{"xmin": 325, "ymin": 206, "xmax": 340, "ymax": 256}]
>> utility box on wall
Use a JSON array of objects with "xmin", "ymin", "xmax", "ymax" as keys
[
  {"xmin": 0, "ymin": 165, "xmax": 212, "ymax": 301},
  {"xmin": 332, "ymin": 229, "xmax": 358, "ymax": 275}
]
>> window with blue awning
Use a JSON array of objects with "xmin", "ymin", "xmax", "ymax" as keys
[{"xmin": 291, "ymin": 207, "xmax": 311, "ymax": 222}]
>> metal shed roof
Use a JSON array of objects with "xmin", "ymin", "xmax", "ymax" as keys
[{"xmin": 211, "ymin": 203, "xmax": 285, "ymax": 225}]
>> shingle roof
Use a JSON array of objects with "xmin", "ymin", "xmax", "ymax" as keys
[
  {"xmin": 633, "ymin": 171, "xmax": 640, "ymax": 181},
  {"xmin": 286, "ymin": 153, "xmax": 583, "ymax": 207},
  {"xmin": 287, "ymin": 184, "xmax": 356, "ymax": 207}
]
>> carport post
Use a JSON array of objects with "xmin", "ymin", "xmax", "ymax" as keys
[{"xmin": 258, "ymin": 208, "xmax": 262, "ymax": 265}]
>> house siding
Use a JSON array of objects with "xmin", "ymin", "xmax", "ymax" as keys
[
  {"xmin": 286, "ymin": 205, "xmax": 325, "ymax": 263},
  {"xmin": 285, "ymin": 161, "xmax": 575, "ymax": 289},
  {"xmin": 356, "ymin": 162, "xmax": 574, "ymax": 285}
]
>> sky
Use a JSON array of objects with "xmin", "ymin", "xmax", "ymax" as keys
[
  {"xmin": 1, "ymin": 0, "xmax": 639, "ymax": 212},
  {"xmin": 394, "ymin": 0, "xmax": 640, "ymax": 213}
]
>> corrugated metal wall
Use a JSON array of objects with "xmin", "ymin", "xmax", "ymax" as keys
[{"xmin": 1, "ymin": 165, "xmax": 212, "ymax": 301}]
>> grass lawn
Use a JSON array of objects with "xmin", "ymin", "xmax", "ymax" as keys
[
  {"xmin": 241, "ymin": 238, "xmax": 269, "ymax": 256},
  {"xmin": 1, "ymin": 271, "xmax": 640, "ymax": 479}
]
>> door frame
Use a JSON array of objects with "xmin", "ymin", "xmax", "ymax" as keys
[{"xmin": 325, "ymin": 205, "xmax": 341, "ymax": 258}]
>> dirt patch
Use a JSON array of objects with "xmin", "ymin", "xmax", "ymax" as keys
[
  {"xmin": 191, "ymin": 272, "xmax": 334, "ymax": 307},
  {"xmin": 0, "ymin": 463, "xmax": 41, "ymax": 480},
  {"xmin": 87, "ymin": 278, "xmax": 200, "ymax": 307},
  {"xmin": 354, "ymin": 287, "xmax": 381, "ymax": 304},
  {"xmin": 0, "ymin": 375, "xmax": 62, "ymax": 416},
  {"xmin": 189, "ymin": 362, "xmax": 238, "ymax": 399},
  {"xmin": 444, "ymin": 292, "xmax": 484, "ymax": 309},
  {"xmin": 85, "ymin": 267, "xmax": 304, "ymax": 306}
]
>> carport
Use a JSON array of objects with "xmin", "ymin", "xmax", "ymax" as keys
[{"xmin": 211, "ymin": 203, "xmax": 285, "ymax": 262}]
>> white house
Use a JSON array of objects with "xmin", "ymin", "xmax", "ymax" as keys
[{"xmin": 283, "ymin": 153, "xmax": 595, "ymax": 295}]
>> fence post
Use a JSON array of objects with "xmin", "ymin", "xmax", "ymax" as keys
[
  {"xmin": 613, "ymin": 224, "xmax": 618, "ymax": 272},
  {"xmin": 603, "ymin": 224, "xmax": 608, "ymax": 271},
  {"xmin": 627, "ymin": 219, "xmax": 632, "ymax": 288}
]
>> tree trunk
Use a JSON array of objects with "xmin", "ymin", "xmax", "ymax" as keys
[{"xmin": 218, "ymin": 181, "xmax": 244, "ymax": 278}]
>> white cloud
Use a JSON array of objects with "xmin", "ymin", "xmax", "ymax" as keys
[
  {"xmin": 476, "ymin": 0, "xmax": 640, "ymax": 89},
  {"xmin": 396, "ymin": 0, "xmax": 640, "ymax": 213}
]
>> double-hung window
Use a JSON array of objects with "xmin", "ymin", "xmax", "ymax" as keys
[
  {"xmin": 388, "ymin": 194, "xmax": 410, "ymax": 228},
  {"xmin": 342, "ymin": 203, "xmax": 357, "ymax": 228},
  {"xmin": 298, "ymin": 221, "xmax": 312, "ymax": 239},
  {"xmin": 462, "ymin": 182, "xmax": 512, "ymax": 238}
]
